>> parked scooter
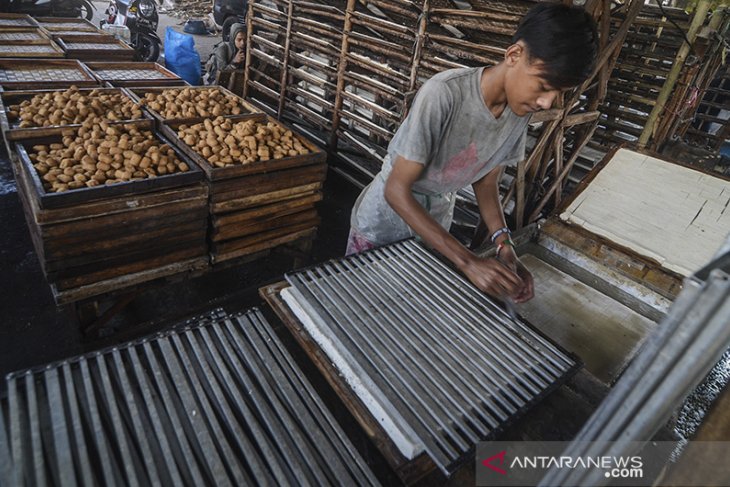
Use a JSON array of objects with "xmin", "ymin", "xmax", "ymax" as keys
[
  {"xmin": 0, "ymin": 0, "xmax": 94, "ymax": 21},
  {"xmin": 101, "ymin": 0, "xmax": 161, "ymax": 62}
]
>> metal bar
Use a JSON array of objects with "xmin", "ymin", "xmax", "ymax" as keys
[
  {"xmin": 7, "ymin": 377, "xmax": 27, "ymax": 487},
  {"xmin": 373, "ymin": 245, "xmax": 559, "ymax": 387},
  {"xmin": 125, "ymin": 347, "xmax": 185, "ymax": 487},
  {"xmin": 44, "ymin": 368, "xmax": 78, "ymax": 487},
  {"xmin": 94, "ymin": 354, "xmax": 141, "ymax": 487},
  {"xmin": 401, "ymin": 240, "xmax": 572, "ymax": 370},
  {"xmin": 333, "ymin": 257, "xmax": 507, "ymax": 427},
  {"xmin": 141, "ymin": 342, "xmax": 206, "ymax": 486},
  {"xmin": 292, "ymin": 269, "xmax": 461, "ymax": 466},
  {"xmin": 218, "ymin": 318, "xmax": 345, "ymax": 484},
  {"xmin": 158, "ymin": 335, "xmax": 255, "ymax": 487},
  {"xmin": 317, "ymin": 261, "xmax": 485, "ymax": 442},
  {"xmin": 244, "ymin": 312, "xmax": 379, "ymax": 485},
  {"xmin": 78, "ymin": 359, "xmax": 119, "ymax": 487},
  {"xmin": 60, "ymin": 363, "xmax": 95, "ymax": 487},
  {"xmin": 25, "ymin": 373, "xmax": 48, "ymax": 487},
  {"xmin": 0, "ymin": 403, "xmax": 13, "ymax": 486},
  {"xmin": 181, "ymin": 327, "xmax": 294, "ymax": 486},
  {"xmin": 353, "ymin": 250, "xmax": 546, "ymax": 400},
  {"xmin": 109, "ymin": 350, "xmax": 162, "ymax": 487},
  {"xmin": 198, "ymin": 323, "xmax": 325, "ymax": 487}
]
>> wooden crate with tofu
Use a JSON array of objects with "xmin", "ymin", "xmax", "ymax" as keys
[
  {"xmin": 148, "ymin": 99, "xmax": 326, "ymax": 263},
  {"xmin": 8, "ymin": 120, "xmax": 209, "ymax": 304}
]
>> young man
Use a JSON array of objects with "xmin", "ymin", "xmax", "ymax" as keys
[
  {"xmin": 205, "ymin": 23, "xmax": 246, "ymax": 84},
  {"xmin": 347, "ymin": 3, "xmax": 598, "ymax": 303}
]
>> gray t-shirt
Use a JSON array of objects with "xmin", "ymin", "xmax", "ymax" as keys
[{"xmin": 351, "ymin": 66, "xmax": 529, "ymax": 245}]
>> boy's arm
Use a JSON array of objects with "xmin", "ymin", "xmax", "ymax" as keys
[
  {"xmin": 385, "ymin": 155, "xmax": 524, "ymax": 298},
  {"xmin": 472, "ymin": 166, "xmax": 534, "ymax": 302}
]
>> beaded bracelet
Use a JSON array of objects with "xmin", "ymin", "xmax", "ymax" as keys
[{"xmin": 490, "ymin": 227, "xmax": 511, "ymax": 244}]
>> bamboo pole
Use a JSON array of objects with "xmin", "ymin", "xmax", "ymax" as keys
[
  {"xmin": 407, "ymin": 1, "xmax": 429, "ymax": 99},
  {"xmin": 638, "ymin": 0, "xmax": 712, "ymax": 149},
  {"xmin": 277, "ymin": 0, "xmax": 295, "ymax": 120},
  {"xmin": 328, "ymin": 0, "xmax": 356, "ymax": 152}
]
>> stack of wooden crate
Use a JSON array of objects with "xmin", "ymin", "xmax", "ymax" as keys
[
  {"xmin": 0, "ymin": 85, "xmax": 209, "ymax": 304},
  {"xmin": 129, "ymin": 85, "xmax": 327, "ymax": 264}
]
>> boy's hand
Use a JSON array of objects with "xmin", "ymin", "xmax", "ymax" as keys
[
  {"xmin": 498, "ymin": 246, "xmax": 534, "ymax": 303},
  {"xmin": 234, "ymin": 50, "xmax": 245, "ymax": 63},
  {"xmin": 459, "ymin": 255, "xmax": 524, "ymax": 300}
]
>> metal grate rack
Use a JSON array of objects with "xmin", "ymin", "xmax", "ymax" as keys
[
  {"xmin": 284, "ymin": 239, "xmax": 579, "ymax": 474},
  {"xmin": 1, "ymin": 309, "xmax": 380, "ymax": 486}
]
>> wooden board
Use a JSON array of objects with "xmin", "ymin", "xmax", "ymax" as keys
[
  {"xmin": 50, "ymin": 256, "xmax": 210, "ymax": 305},
  {"xmin": 210, "ymin": 162, "xmax": 327, "ymax": 200},
  {"xmin": 0, "ymin": 59, "xmax": 97, "ymax": 90},
  {"xmin": 125, "ymin": 85, "xmax": 262, "ymax": 126},
  {"xmin": 211, "ymin": 182, "xmax": 322, "ymax": 213},
  {"xmin": 56, "ymin": 35, "xmax": 135, "ymax": 61},
  {"xmin": 14, "ymin": 121, "xmax": 204, "ymax": 209},
  {"xmin": 212, "ymin": 218, "xmax": 319, "ymax": 254},
  {"xmin": 0, "ymin": 87, "xmax": 147, "ymax": 142},
  {"xmin": 212, "ymin": 207, "xmax": 318, "ymax": 242},
  {"xmin": 213, "ymin": 227, "xmax": 318, "ymax": 264},
  {"xmin": 162, "ymin": 113, "xmax": 327, "ymax": 181},
  {"xmin": 86, "ymin": 62, "xmax": 183, "ymax": 87},
  {"xmin": 212, "ymin": 192, "xmax": 322, "ymax": 229}
]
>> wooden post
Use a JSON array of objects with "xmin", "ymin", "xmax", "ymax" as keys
[
  {"xmin": 242, "ymin": 0, "xmax": 256, "ymax": 99},
  {"xmin": 328, "ymin": 0, "xmax": 356, "ymax": 154},
  {"xmin": 277, "ymin": 0, "xmax": 295, "ymax": 120},
  {"xmin": 638, "ymin": 0, "xmax": 712, "ymax": 149}
]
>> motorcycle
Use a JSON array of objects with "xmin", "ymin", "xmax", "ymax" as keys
[
  {"xmin": 101, "ymin": 0, "xmax": 161, "ymax": 62},
  {"xmin": 0, "ymin": 0, "xmax": 94, "ymax": 21}
]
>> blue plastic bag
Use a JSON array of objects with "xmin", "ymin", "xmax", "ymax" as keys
[{"xmin": 164, "ymin": 27, "xmax": 201, "ymax": 85}]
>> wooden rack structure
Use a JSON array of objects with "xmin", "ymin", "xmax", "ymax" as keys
[
  {"xmin": 241, "ymin": 0, "xmax": 727, "ymax": 241},
  {"xmin": 241, "ymin": 0, "xmax": 644, "ymax": 242}
]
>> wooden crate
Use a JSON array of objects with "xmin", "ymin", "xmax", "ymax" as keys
[
  {"xmin": 55, "ymin": 35, "xmax": 135, "ymax": 61},
  {"xmin": 0, "ymin": 13, "xmax": 39, "ymax": 30},
  {"xmin": 35, "ymin": 17, "xmax": 100, "ymax": 33},
  {"xmin": 86, "ymin": 62, "xmax": 184, "ymax": 87},
  {"xmin": 125, "ymin": 85, "xmax": 262, "ymax": 126},
  {"xmin": 10, "ymin": 149, "xmax": 210, "ymax": 304},
  {"xmin": 162, "ymin": 113, "xmax": 326, "ymax": 181},
  {"xmin": 0, "ymin": 87, "xmax": 147, "ymax": 143},
  {"xmin": 161, "ymin": 111, "xmax": 327, "ymax": 263},
  {"xmin": 14, "ymin": 120, "xmax": 203, "ymax": 209},
  {"xmin": 0, "ymin": 59, "xmax": 98, "ymax": 90}
]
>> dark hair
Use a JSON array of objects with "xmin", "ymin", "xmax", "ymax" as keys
[{"xmin": 512, "ymin": 3, "xmax": 598, "ymax": 89}]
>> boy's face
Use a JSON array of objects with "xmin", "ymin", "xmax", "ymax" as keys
[
  {"xmin": 234, "ymin": 32, "xmax": 246, "ymax": 51},
  {"xmin": 503, "ymin": 42, "xmax": 564, "ymax": 117}
]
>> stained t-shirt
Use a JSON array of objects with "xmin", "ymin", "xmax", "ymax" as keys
[{"xmin": 350, "ymin": 66, "xmax": 529, "ymax": 246}]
